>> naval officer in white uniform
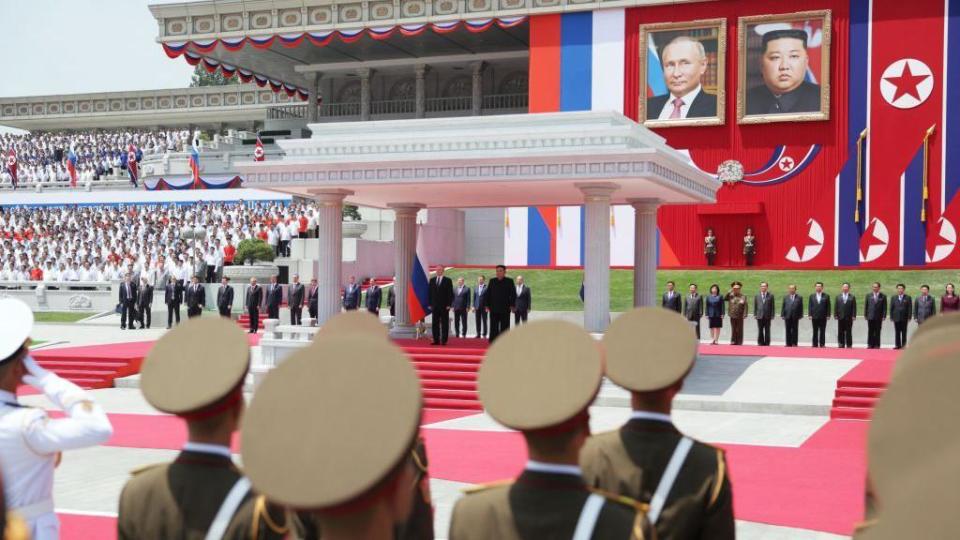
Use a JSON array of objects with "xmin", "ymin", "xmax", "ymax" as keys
[{"xmin": 0, "ymin": 298, "xmax": 113, "ymax": 539}]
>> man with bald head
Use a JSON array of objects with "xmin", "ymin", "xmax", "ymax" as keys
[{"xmin": 647, "ymin": 35, "xmax": 718, "ymax": 120}]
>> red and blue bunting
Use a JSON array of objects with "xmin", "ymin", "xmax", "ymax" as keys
[{"xmin": 145, "ymin": 175, "xmax": 244, "ymax": 191}]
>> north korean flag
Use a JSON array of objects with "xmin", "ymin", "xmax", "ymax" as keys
[
  {"xmin": 124, "ymin": 144, "xmax": 141, "ymax": 188},
  {"xmin": 66, "ymin": 144, "xmax": 78, "ymax": 187},
  {"xmin": 5, "ymin": 149, "xmax": 16, "ymax": 190},
  {"xmin": 254, "ymin": 133, "xmax": 265, "ymax": 162}
]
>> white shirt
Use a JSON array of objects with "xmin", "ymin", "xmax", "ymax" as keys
[
  {"xmin": 630, "ymin": 410, "xmax": 673, "ymax": 423},
  {"xmin": 182, "ymin": 441, "xmax": 232, "ymax": 459},
  {"xmin": 525, "ymin": 460, "xmax": 582, "ymax": 477},
  {"xmin": 657, "ymin": 85, "xmax": 703, "ymax": 120}
]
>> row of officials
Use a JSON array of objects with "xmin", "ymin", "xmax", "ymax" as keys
[
  {"xmin": 662, "ymin": 280, "xmax": 960, "ymax": 349},
  {"xmin": 2, "ymin": 297, "xmax": 956, "ymax": 538}
]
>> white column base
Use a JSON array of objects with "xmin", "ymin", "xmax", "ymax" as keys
[{"xmin": 578, "ymin": 182, "xmax": 618, "ymax": 333}]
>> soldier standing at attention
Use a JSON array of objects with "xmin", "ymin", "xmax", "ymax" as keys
[
  {"xmin": 450, "ymin": 321, "xmax": 649, "ymax": 540},
  {"xmin": 725, "ymin": 282, "xmax": 748, "ymax": 345},
  {"xmin": 240, "ymin": 337, "xmax": 425, "ymax": 540},
  {"xmin": 117, "ymin": 318, "xmax": 288, "ymax": 539},
  {"xmin": 581, "ymin": 308, "xmax": 735, "ymax": 540},
  {"xmin": 0, "ymin": 298, "xmax": 113, "ymax": 539}
]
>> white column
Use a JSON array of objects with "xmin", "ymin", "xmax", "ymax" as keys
[
  {"xmin": 305, "ymin": 72, "xmax": 319, "ymax": 123},
  {"xmin": 578, "ymin": 183, "xmax": 618, "ymax": 333},
  {"xmin": 388, "ymin": 204, "xmax": 424, "ymax": 338},
  {"xmin": 414, "ymin": 64, "xmax": 428, "ymax": 119},
  {"xmin": 358, "ymin": 68, "xmax": 372, "ymax": 121},
  {"xmin": 471, "ymin": 61, "xmax": 485, "ymax": 116},
  {"xmin": 630, "ymin": 199, "xmax": 660, "ymax": 307},
  {"xmin": 309, "ymin": 189, "xmax": 353, "ymax": 326}
]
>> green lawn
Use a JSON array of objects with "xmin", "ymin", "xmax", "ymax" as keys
[
  {"xmin": 33, "ymin": 312, "xmax": 91, "ymax": 323},
  {"xmin": 443, "ymin": 267, "xmax": 960, "ymax": 312}
]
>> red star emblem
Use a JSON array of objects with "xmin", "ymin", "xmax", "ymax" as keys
[{"xmin": 883, "ymin": 62, "xmax": 930, "ymax": 102}]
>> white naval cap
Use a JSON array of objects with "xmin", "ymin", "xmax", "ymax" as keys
[{"xmin": 0, "ymin": 298, "xmax": 34, "ymax": 362}]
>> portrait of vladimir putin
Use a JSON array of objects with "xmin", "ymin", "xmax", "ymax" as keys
[
  {"xmin": 646, "ymin": 35, "xmax": 718, "ymax": 121},
  {"xmin": 745, "ymin": 28, "xmax": 822, "ymax": 115}
]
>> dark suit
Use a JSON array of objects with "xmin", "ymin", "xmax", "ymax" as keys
[
  {"xmin": 486, "ymin": 276, "xmax": 516, "ymax": 343},
  {"xmin": 808, "ymin": 293, "xmax": 831, "ymax": 347},
  {"xmin": 137, "ymin": 284, "xmax": 153, "ymax": 329},
  {"xmin": 185, "ymin": 283, "xmax": 205, "ymax": 318},
  {"xmin": 342, "ymin": 284, "xmax": 361, "ymax": 311},
  {"xmin": 216, "ymin": 285, "xmax": 234, "ymax": 317},
  {"xmin": 781, "ymin": 294, "xmax": 803, "ymax": 347},
  {"xmin": 890, "ymin": 294, "xmax": 912, "ymax": 349},
  {"xmin": 429, "ymin": 276, "xmax": 454, "ymax": 344},
  {"xmin": 451, "ymin": 285, "xmax": 471, "ymax": 337},
  {"xmin": 865, "ymin": 292, "xmax": 887, "ymax": 349},
  {"xmin": 246, "ymin": 284, "xmax": 263, "ymax": 333},
  {"xmin": 682, "ymin": 293, "xmax": 703, "ymax": 339},
  {"xmin": 834, "ymin": 293, "xmax": 857, "ymax": 348},
  {"xmin": 647, "ymin": 90, "xmax": 718, "ymax": 120},
  {"xmin": 473, "ymin": 283, "xmax": 488, "ymax": 338},
  {"xmin": 914, "ymin": 295, "xmax": 936, "ymax": 325},
  {"xmin": 365, "ymin": 285, "xmax": 382, "ymax": 316},
  {"xmin": 514, "ymin": 285, "xmax": 531, "ymax": 325},
  {"xmin": 288, "ymin": 282, "xmax": 305, "ymax": 325},
  {"xmin": 118, "ymin": 281, "xmax": 138, "ymax": 329},
  {"xmin": 265, "ymin": 283, "xmax": 282, "ymax": 320},
  {"xmin": 387, "ymin": 286, "xmax": 396, "ymax": 317},
  {"xmin": 662, "ymin": 291, "xmax": 682, "ymax": 313},
  {"xmin": 754, "ymin": 293, "xmax": 775, "ymax": 346},
  {"xmin": 164, "ymin": 282, "xmax": 182, "ymax": 327},
  {"xmin": 745, "ymin": 81, "xmax": 821, "ymax": 115},
  {"xmin": 308, "ymin": 285, "xmax": 318, "ymax": 320}
]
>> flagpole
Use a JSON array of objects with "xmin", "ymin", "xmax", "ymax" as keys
[
  {"xmin": 921, "ymin": 125, "xmax": 936, "ymax": 223},
  {"xmin": 855, "ymin": 128, "xmax": 868, "ymax": 224}
]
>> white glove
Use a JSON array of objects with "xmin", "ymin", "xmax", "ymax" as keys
[
  {"xmin": 22, "ymin": 355, "xmax": 83, "ymax": 410},
  {"xmin": 21, "ymin": 355, "xmax": 54, "ymax": 385}
]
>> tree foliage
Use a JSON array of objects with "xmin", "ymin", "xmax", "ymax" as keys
[
  {"xmin": 236, "ymin": 239, "xmax": 275, "ymax": 264},
  {"xmin": 343, "ymin": 205, "xmax": 362, "ymax": 221},
  {"xmin": 190, "ymin": 66, "xmax": 240, "ymax": 87}
]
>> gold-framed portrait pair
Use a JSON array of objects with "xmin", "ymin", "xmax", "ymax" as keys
[{"xmin": 638, "ymin": 10, "xmax": 832, "ymax": 127}]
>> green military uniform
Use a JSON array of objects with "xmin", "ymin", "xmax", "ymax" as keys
[
  {"xmin": 725, "ymin": 284, "xmax": 748, "ymax": 345},
  {"xmin": 450, "ymin": 321, "xmax": 651, "ymax": 540},
  {"xmin": 581, "ymin": 308, "xmax": 736, "ymax": 539},
  {"xmin": 116, "ymin": 319, "xmax": 288, "ymax": 540}
]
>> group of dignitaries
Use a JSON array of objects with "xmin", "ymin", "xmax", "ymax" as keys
[{"xmin": 663, "ymin": 280, "xmax": 959, "ymax": 349}]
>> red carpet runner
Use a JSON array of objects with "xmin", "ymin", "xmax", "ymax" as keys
[{"xmin": 395, "ymin": 337, "xmax": 488, "ymax": 410}]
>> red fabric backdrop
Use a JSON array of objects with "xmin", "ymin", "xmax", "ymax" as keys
[{"xmin": 625, "ymin": 1, "xmax": 851, "ymax": 268}]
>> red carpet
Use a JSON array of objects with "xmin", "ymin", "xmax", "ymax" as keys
[
  {"xmin": 59, "ymin": 512, "xmax": 116, "ymax": 540},
  {"xmin": 395, "ymin": 339, "xmax": 488, "ymax": 410},
  {"xmin": 701, "ymin": 343, "xmax": 898, "ymax": 361},
  {"xmin": 831, "ymin": 356, "xmax": 896, "ymax": 420}
]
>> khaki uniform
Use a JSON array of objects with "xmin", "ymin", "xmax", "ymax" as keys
[
  {"xmin": 581, "ymin": 419, "xmax": 735, "ymax": 540},
  {"xmin": 450, "ymin": 470, "xmax": 647, "ymax": 540},
  {"xmin": 725, "ymin": 293, "xmax": 748, "ymax": 345},
  {"xmin": 118, "ymin": 450, "xmax": 288, "ymax": 540}
]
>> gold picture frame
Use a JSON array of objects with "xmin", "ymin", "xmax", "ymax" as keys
[
  {"xmin": 638, "ymin": 18, "xmax": 727, "ymax": 128},
  {"xmin": 737, "ymin": 10, "xmax": 832, "ymax": 124}
]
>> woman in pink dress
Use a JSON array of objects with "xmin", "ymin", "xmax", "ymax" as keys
[{"xmin": 941, "ymin": 283, "xmax": 959, "ymax": 313}]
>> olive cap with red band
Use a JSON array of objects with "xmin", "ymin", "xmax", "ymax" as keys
[
  {"xmin": 313, "ymin": 310, "xmax": 388, "ymax": 343},
  {"xmin": 478, "ymin": 320, "xmax": 602, "ymax": 431},
  {"xmin": 0, "ymin": 299, "xmax": 33, "ymax": 363},
  {"xmin": 241, "ymin": 337, "xmax": 421, "ymax": 509},
  {"xmin": 603, "ymin": 307, "xmax": 697, "ymax": 392},
  {"xmin": 140, "ymin": 318, "xmax": 250, "ymax": 415}
]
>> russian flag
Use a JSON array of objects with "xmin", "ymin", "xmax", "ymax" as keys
[
  {"xmin": 408, "ymin": 223, "xmax": 431, "ymax": 322},
  {"xmin": 189, "ymin": 132, "xmax": 201, "ymax": 189},
  {"xmin": 66, "ymin": 144, "xmax": 78, "ymax": 187}
]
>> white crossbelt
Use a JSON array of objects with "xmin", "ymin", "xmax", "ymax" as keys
[
  {"xmin": 571, "ymin": 493, "xmax": 605, "ymax": 540},
  {"xmin": 14, "ymin": 499, "xmax": 54, "ymax": 521},
  {"xmin": 204, "ymin": 477, "xmax": 252, "ymax": 540},
  {"xmin": 648, "ymin": 436, "xmax": 694, "ymax": 525}
]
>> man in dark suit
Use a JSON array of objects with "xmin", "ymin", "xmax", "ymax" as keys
[
  {"xmin": 164, "ymin": 276, "xmax": 182, "ymax": 329},
  {"xmin": 682, "ymin": 283, "xmax": 703, "ymax": 339},
  {"xmin": 914, "ymin": 284, "xmax": 936, "ymax": 326},
  {"xmin": 451, "ymin": 277, "xmax": 471, "ymax": 338},
  {"xmin": 662, "ymin": 281, "xmax": 682, "ymax": 313},
  {"xmin": 865, "ymin": 282, "xmax": 887, "ymax": 349},
  {"xmin": 119, "ymin": 273, "xmax": 138, "ymax": 330},
  {"xmin": 136, "ymin": 277, "xmax": 153, "ymax": 329},
  {"xmin": 486, "ymin": 265, "xmax": 516, "ymax": 343},
  {"xmin": 646, "ymin": 36, "xmax": 718, "ymax": 120},
  {"xmin": 342, "ymin": 275, "xmax": 361, "ymax": 311},
  {"xmin": 808, "ymin": 282, "xmax": 831, "ymax": 348},
  {"xmin": 473, "ymin": 275, "xmax": 488, "ymax": 339},
  {"xmin": 365, "ymin": 280, "xmax": 382, "ymax": 317},
  {"xmin": 288, "ymin": 274, "xmax": 305, "ymax": 325},
  {"xmin": 514, "ymin": 276, "xmax": 531, "ymax": 326},
  {"xmin": 428, "ymin": 266, "xmax": 454, "ymax": 345},
  {"xmin": 754, "ymin": 282, "xmax": 775, "ymax": 346},
  {"xmin": 746, "ymin": 29, "xmax": 822, "ymax": 116},
  {"xmin": 387, "ymin": 283, "xmax": 396, "ymax": 317},
  {"xmin": 781, "ymin": 284, "xmax": 804, "ymax": 347},
  {"xmin": 245, "ymin": 277, "xmax": 263, "ymax": 333},
  {"xmin": 265, "ymin": 275, "xmax": 282, "ymax": 320},
  {"xmin": 216, "ymin": 276, "xmax": 234, "ymax": 318},
  {"xmin": 834, "ymin": 283, "xmax": 857, "ymax": 348},
  {"xmin": 307, "ymin": 278, "xmax": 319, "ymax": 321},
  {"xmin": 185, "ymin": 276, "xmax": 205, "ymax": 318},
  {"xmin": 889, "ymin": 283, "xmax": 912, "ymax": 349}
]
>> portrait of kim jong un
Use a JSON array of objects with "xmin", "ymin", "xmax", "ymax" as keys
[
  {"xmin": 639, "ymin": 19, "xmax": 726, "ymax": 128},
  {"xmin": 738, "ymin": 10, "xmax": 832, "ymax": 124}
]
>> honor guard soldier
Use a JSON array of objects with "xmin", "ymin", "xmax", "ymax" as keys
[
  {"xmin": 241, "ymin": 337, "xmax": 425, "ymax": 540},
  {"xmin": 581, "ymin": 308, "xmax": 735, "ymax": 540},
  {"xmin": 117, "ymin": 318, "xmax": 288, "ymax": 540},
  {"xmin": 0, "ymin": 298, "xmax": 113, "ymax": 539},
  {"xmin": 450, "ymin": 321, "xmax": 649, "ymax": 540}
]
